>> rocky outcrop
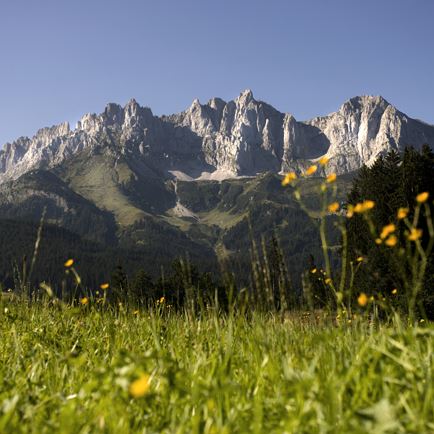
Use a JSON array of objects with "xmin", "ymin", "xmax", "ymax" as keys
[
  {"xmin": 1, "ymin": 91, "xmax": 433, "ymax": 183},
  {"xmin": 307, "ymin": 96, "xmax": 434, "ymax": 174}
]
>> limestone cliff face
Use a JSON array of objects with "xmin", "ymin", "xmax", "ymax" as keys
[
  {"xmin": 168, "ymin": 90, "xmax": 285, "ymax": 175},
  {"xmin": 1, "ymin": 91, "xmax": 433, "ymax": 183},
  {"xmin": 307, "ymin": 96, "xmax": 434, "ymax": 174}
]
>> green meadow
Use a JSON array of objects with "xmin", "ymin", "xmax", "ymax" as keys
[
  {"xmin": 2, "ymin": 150, "xmax": 434, "ymax": 433},
  {"xmin": 1, "ymin": 300, "xmax": 433, "ymax": 434}
]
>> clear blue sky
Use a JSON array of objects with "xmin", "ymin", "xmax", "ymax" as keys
[{"xmin": 1, "ymin": 0, "xmax": 433, "ymax": 146}]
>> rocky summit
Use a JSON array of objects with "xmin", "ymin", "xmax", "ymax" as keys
[{"xmin": 1, "ymin": 90, "xmax": 434, "ymax": 184}]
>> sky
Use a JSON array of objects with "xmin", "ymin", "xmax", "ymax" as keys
[{"xmin": 0, "ymin": 0, "xmax": 433, "ymax": 146}]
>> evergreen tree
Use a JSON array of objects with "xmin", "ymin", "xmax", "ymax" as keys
[
  {"xmin": 130, "ymin": 269, "xmax": 155, "ymax": 304},
  {"xmin": 111, "ymin": 263, "xmax": 128, "ymax": 301},
  {"xmin": 267, "ymin": 235, "xmax": 294, "ymax": 309},
  {"xmin": 346, "ymin": 147, "xmax": 434, "ymax": 317}
]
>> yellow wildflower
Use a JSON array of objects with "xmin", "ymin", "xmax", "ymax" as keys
[
  {"xmin": 328, "ymin": 202, "xmax": 339, "ymax": 213},
  {"xmin": 305, "ymin": 165, "xmax": 318, "ymax": 176},
  {"xmin": 346, "ymin": 205, "xmax": 354, "ymax": 218},
  {"xmin": 357, "ymin": 293, "xmax": 368, "ymax": 307},
  {"xmin": 326, "ymin": 173, "xmax": 337, "ymax": 183},
  {"xmin": 80, "ymin": 297, "xmax": 89, "ymax": 305},
  {"xmin": 363, "ymin": 200, "xmax": 375, "ymax": 210},
  {"xmin": 375, "ymin": 238, "xmax": 382, "ymax": 245},
  {"xmin": 325, "ymin": 278, "xmax": 332, "ymax": 285},
  {"xmin": 416, "ymin": 192, "xmax": 429, "ymax": 203},
  {"xmin": 391, "ymin": 288, "xmax": 398, "ymax": 295},
  {"xmin": 385, "ymin": 235, "xmax": 398, "ymax": 247},
  {"xmin": 100, "ymin": 283, "xmax": 109, "ymax": 290},
  {"xmin": 159, "ymin": 296, "xmax": 165, "ymax": 304},
  {"xmin": 354, "ymin": 203, "xmax": 364, "ymax": 213},
  {"xmin": 319, "ymin": 156, "xmax": 330, "ymax": 166},
  {"xmin": 129, "ymin": 374, "xmax": 151, "ymax": 398},
  {"xmin": 397, "ymin": 207, "xmax": 409, "ymax": 220},
  {"xmin": 356, "ymin": 256, "xmax": 364, "ymax": 263},
  {"xmin": 281, "ymin": 172, "xmax": 297, "ymax": 186},
  {"xmin": 311, "ymin": 268, "xmax": 317, "ymax": 274},
  {"xmin": 408, "ymin": 228, "xmax": 423, "ymax": 241},
  {"xmin": 354, "ymin": 200, "xmax": 375, "ymax": 214},
  {"xmin": 64, "ymin": 259, "xmax": 74, "ymax": 268},
  {"xmin": 380, "ymin": 223, "xmax": 396, "ymax": 240}
]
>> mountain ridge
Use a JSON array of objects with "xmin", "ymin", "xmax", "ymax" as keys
[{"xmin": 2, "ymin": 90, "xmax": 434, "ymax": 184}]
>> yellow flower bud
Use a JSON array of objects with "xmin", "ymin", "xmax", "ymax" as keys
[
  {"xmin": 385, "ymin": 235, "xmax": 398, "ymax": 247},
  {"xmin": 380, "ymin": 224, "xmax": 396, "ymax": 240},
  {"xmin": 408, "ymin": 228, "xmax": 423, "ymax": 241},
  {"xmin": 397, "ymin": 207, "xmax": 409, "ymax": 220},
  {"xmin": 416, "ymin": 192, "xmax": 429, "ymax": 203},
  {"xmin": 319, "ymin": 156, "xmax": 330, "ymax": 166},
  {"xmin": 281, "ymin": 172, "xmax": 297, "ymax": 186},
  {"xmin": 327, "ymin": 202, "xmax": 339, "ymax": 213},
  {"xmin": 64, "ymin": 259, "xmax": 74, "ymax": 268},
  {"xmin": 305, "ymin": 165, "xmax": 318, "ymax": 176},
  {"xmin": 357, "ymin": 293, "xmax": 368, "ymax": 307},
  {"xmin": 129, "ymin": 374, "xmax": 151, "ymax": 398},
  {"xmin": 326, "ymin": 173, "xmax": 337, "ymax": 183}
]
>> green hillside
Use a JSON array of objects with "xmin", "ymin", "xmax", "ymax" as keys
[{"xmin": 0, "ymin": 151, "xmax": 353, "ymax": 289}]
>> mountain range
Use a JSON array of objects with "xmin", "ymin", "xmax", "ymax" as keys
[
  {"xmin": 2, "ymin": 89, "xmax": 434, "ymax": 183},
  {"xmin": 0, "ymin": 90, "xmax": 433, "ymax": 286}
]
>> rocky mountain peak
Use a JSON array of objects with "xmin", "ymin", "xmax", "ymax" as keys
[
  {"xmin": 339, "ymin": 95, "xmax": 390, "ymax": 115},
  {"xmin": 33, "ymin": 122, "xmax": 70, "ymax": 145},
  {"xmin": 207, "ymin": 97, "xmax": 226, "ymax": 111},
  {"xmin": 1, "ymin": 91, "xmax": 433, "ymax": 183},
  {"xmin": 103, "ymin": 103, "xmax": 124, "ymax": 126},
  {"xmin": 236, "ymin": 89, "xmax": 255, "ymax": 106},
  {"xmin": 190, "ymin": 98, "xmax": 201, "ymax": 108},
  {"xmin": 125, "ymin": 98, "xmax": 140, "ymax": 112}
]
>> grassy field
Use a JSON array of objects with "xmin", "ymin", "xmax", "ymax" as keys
[
  {"xmin": 1, "ymin": 160, "xmax": 433, "ymax": 433},
  {"xmin": 1, "ymin": 298, "xmax": 433, "ymax": 433}
]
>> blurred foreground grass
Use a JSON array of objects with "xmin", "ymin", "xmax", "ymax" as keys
[{"xmin": 1, "ymin": 298, "xmax": 433, "ymax": 433}]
